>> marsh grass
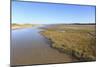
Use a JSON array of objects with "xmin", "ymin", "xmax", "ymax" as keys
[{"xmin": 41, "ymin": 25, "xmax": 96, "ymax": 61}]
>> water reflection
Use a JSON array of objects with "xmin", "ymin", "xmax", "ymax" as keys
[{"xmin": 11, "ymin": 27, "xmax": 76, "ymax": 66}]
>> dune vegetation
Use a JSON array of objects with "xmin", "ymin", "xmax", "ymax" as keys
[{"xmin": 41, "ymin": 24, "xmax": 96, "ymax": 61}]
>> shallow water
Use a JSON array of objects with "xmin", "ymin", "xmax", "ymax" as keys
[{"xmin": 11, "ymin": 26, "xmax": 77, "ymax": 66}]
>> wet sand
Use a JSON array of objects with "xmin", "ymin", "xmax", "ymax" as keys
[{"xmin": 11, "ymin": 27, "xmax": 77, "ymax": 66}]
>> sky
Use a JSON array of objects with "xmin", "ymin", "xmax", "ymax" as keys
[{"xmin": 12, "ymin": 1, "xmax": 96, "ymax": 24}]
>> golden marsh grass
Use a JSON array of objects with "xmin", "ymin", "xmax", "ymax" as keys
[{"xmin": 41, "ymin": 25, "xmax": 96, "ymax": 61}]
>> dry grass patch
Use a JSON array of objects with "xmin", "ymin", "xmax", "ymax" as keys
[{"xmin": 41, "ymin": 25, "xmax": 96, "ymax": 61}]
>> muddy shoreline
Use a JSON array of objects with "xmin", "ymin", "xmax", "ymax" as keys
[{"xmin": 40, "ymin": 31, "xmax": 79, "ymax": 60}]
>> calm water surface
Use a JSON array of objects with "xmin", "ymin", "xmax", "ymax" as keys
[{"xmin": 11, "ymin": 26, "xmax": 76, "ymax": 66}]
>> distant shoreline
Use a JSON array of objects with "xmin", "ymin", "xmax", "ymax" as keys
[
  {"xmin": 11, "ymin": 24, "xmax": 34, "ymax": 30},
  {"xmin": 11, "ymin": 24, "xmax": 44, "ymax": 30},
  {"xmin": 12, "ymin": 26, "xmax": 33, "ymax": 30}
]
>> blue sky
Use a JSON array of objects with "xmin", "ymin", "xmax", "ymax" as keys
[{"xmin": 12, "ymin": 1, "xmax": 96, "ymax": 24}]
